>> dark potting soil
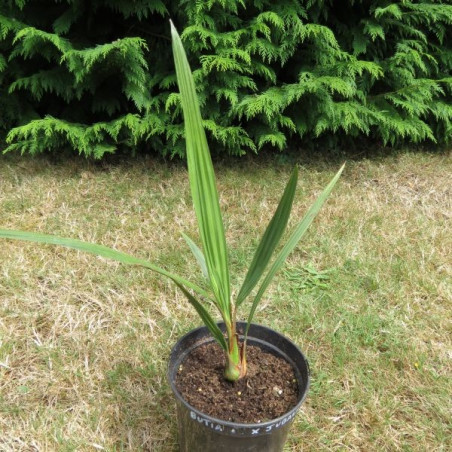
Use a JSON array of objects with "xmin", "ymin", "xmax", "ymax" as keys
[{"xmin": 175, "ymin": 341, "xmax": 299, "ymax": 423}]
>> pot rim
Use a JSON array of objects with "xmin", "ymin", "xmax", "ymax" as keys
[{"xmin": 168, "ymin": 322, "xmax": 310, "ymax": 430}]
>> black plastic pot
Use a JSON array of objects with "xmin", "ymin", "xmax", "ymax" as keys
[{"xmin": 168, "ymin": 322, "xmax": 310, "ymax": 452}]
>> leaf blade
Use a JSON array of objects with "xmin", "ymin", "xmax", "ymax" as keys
[
  {"xmin": 175, "ymin": 283, "xmax": 228, "ymax": 351},
  {"xmin": 182, "ymin": 232, "xmax": 208, "ymax": 279},
  {"xmin": 0, "ymin": 229, "xmax": 211, "ymax": 300},
  {"xmin": 171, "ymin": 22, "xmax": 231, "ymax": 320},
  {"xmin": 245, "ymin": 164, "xmax": 345, "ymax": 336},
  {"xmin": 236, "ymin": 166, "xmax": 298, "ymax": 306}
]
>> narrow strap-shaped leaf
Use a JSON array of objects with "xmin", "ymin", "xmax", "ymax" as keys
[
  {"xmin": 175, "ymin": 283, "xmax": 228, "ymax": 351},
  {"xmin": 0, "ymin": 229, "xmax": 211, "ymax": 300},
  {"xmin": 171, "ymin": 22, "xmax": 231, "ymax": 322},
  {"xmin": 236, "ymin": 166, "xmax": 298, "ymax": 306},
  {"xmin": 245, "ymin": 164, "xmax": 345, "ymax": 338},
  {"xmin": 182, "ymin": 232, "xmax": 208, "ymax": 279}
]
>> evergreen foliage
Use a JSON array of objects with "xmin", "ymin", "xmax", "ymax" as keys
[{"xmin": 1, "ymin": 1, "xmax": 451, "ymax": 158}]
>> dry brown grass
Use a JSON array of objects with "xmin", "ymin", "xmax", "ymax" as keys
[{"xmin": 0, "ymin": 150, "xmax": 450, "ymax": 451}]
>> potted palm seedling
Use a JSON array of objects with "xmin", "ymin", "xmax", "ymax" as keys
[{"xmin": 0, "ymin": 23, "xmax": 344, "ymax": 451}]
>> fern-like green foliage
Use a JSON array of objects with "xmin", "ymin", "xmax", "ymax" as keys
[{"xmin": 1, "ymin": 1, "xmax": 451, "ymax": 158}]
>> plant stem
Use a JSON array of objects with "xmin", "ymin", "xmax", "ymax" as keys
[{"xmin": 224, "ymin": 322, "xmax": 247, "ymax": 382}]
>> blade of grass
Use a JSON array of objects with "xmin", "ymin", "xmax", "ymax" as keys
[
  {"xmin": 0, "ymin": 229, "xmax": 211, "ymax": 300},
  {"xmin": 236, "ymin": 166, "xmax": 298, "ymax": 306},
  {"xmin": 170, "ymin": 22, "xmax": 231, "ymax": 322},
  {"xmin": 245, "ymin": 164, "xmax": 345, "ymax": 338}
]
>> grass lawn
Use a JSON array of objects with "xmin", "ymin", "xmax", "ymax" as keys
[{"xmin": 0, "ymin": 150, "xmax": 450, "ymax": 451}]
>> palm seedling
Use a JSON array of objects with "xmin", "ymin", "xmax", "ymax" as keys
[{"xmin": 0, "ymin": 23, "xmax": 344, "ymax": 382}]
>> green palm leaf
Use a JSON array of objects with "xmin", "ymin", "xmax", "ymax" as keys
[
  {"xmin": 175, "ymin": 283, "xmax": 227, "ymax": 351},
  {"xmin": 245, "ymin": 164, "xmax": 345, "ymax": 337},
  {"xmin": 236, "ymin": 166, "xmax": 298, "ymax": 306},
  {"xmin": 0, "ymin": 229, "xmax": 211, "ymax": 300},
  {"xmin": 182, "ymin": 232, "xmax": 208, "ymax": 280},
  {"xmin": 171, "ymin": 22, "xmax": 231, "ymax": 322}
]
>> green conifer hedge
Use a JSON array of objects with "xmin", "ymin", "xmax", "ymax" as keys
[{"xmin": 1, "ymin": 1, "xmax": 451, "ymax": 158}]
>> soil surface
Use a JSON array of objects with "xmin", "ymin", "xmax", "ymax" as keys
[{"xmin": 175, "ymin": 341, "xmax": 299, "ymax": 423}]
